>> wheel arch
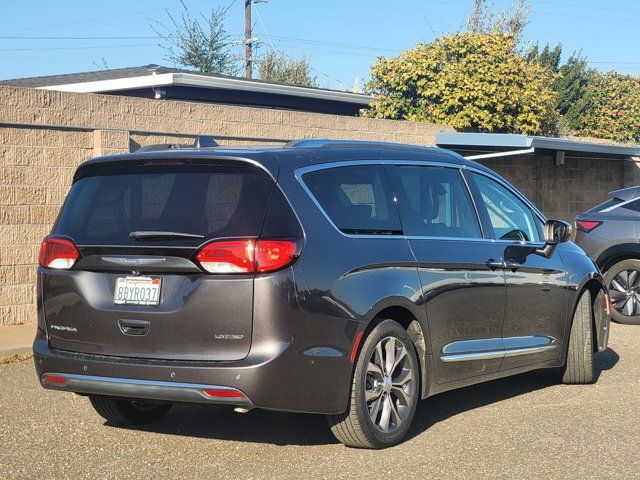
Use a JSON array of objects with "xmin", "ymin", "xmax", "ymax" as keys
[
  {"xmin": 596, "ymin": 243, "xmax": 640, "ymax": 273},
  {"xmin": 355, "ymin": 298, "xmax": 430, "ymax": 398}
]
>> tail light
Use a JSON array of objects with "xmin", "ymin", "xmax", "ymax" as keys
[
  {"xmin": 196, "ymin": 239, "xmax": 298, "ymax": 274},
  {"xmin": 42, "ymin": 374, "xmax": 67, "ymax": 385},
  {"xmin": 202, "ymin": 388, "xmax": 245, "ymax": 398},
  {"xmin": 576, "ymin": 220, "xmax": 602, "ymax": 233},
  {"xmin": 195, "ymin": 240, "xmax": 255, "ymax": 273},
  {"xmin": 38, "ymin": 236, "xmax": 79, "ymax": 270},
  {"xmin": 255, "ymin": 240, "xmax": 298, "ymax": 272}
]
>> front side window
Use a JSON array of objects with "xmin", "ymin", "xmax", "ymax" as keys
[
  {"xmin": 387, "ymin": 165, "xmax": 482, "ymax": 238},
  {"xmin": 471, "ymin": 173, "xmax": 541, "ymax": 242},
  {"xmin": 302, "ymin": 165, "xmax": 402, "ymax": 235}
]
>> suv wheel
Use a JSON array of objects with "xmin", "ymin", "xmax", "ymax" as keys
[
  {"xmin": 327, "ymin": 319, "xmax": 420, "ymax": 449},
  {"xmin": 604, "ymin": 259, "xmax": 640, "ymax": 325},
  {"xmin": 89, "ymin": 395, "xmax": 172, "ymax": 425},
  {"xmin": 562, "ymin": 290, "xmax": 595, "ymax": 384}
]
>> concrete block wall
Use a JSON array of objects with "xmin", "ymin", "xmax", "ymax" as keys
[
  {"xmin": 0, "ymin": 84, "xmax": 637, "ymax": 326},
  {"xmin": 477, "ymin": 153, "xmax": 627, "ymax": 222},
  {"xmin": 0, "ymin": 85, "xmax": 452, "ymax": 326}
]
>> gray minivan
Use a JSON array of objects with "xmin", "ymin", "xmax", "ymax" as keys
[
  {"xmin": 575, "ymin": 185, "xmax": 640, "ymax": 324},
  {"xmin": 35, "ymin": 138, "xmax": 609, "ymax": 448}
]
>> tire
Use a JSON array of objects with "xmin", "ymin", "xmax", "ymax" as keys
[
  {"xmin": 604, "ymin": 259, "xmax": 640, "ymax": 325},
  {"xmin": 562, "ymin": 290, "xmax": 595, "ymax": 384},
  {"xmin": 327, "ymin": 319, "xmax": 420, "ymax": 449},
  {"xmin": 89, "ymin": 395, "xmax": 172, "ymax": 425}
]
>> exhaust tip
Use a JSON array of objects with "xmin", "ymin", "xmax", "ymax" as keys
[{"xmin": 234, "ymin": 407, "xmax": 252, "ymax": 414}]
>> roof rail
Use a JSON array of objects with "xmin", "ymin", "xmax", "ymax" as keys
[
  {"xmin": 285, "ymin": 138, "xmax": 436, "ymax": 150},
  {"xmin": 136, "ymin": 135, "xmax": 219, "ymax": 152}
]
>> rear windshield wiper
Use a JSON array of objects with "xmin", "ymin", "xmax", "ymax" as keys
[{"xmin": 129, "ymin": 231, "xmax": 205, "ymax": 240}]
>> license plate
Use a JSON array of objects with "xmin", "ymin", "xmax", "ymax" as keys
[{"xmin": 114, "ymin": 276, "xmax": 162, "ymax": 306}]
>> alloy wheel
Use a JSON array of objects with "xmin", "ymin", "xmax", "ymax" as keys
[
  {"xmin": 609, "ymin": 269, "xmax": 640, "ymax": 317},
  {"xmin": 365, "ymin": 336, "xmax": 415, "ymax": 433}
]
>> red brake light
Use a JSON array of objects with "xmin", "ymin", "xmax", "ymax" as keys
[
  {"xmin": 196, "ymin": 240, "xmax": 255, "ymax": 273},
  {"xmin": 38, "ymin": 237, "xmax": 79, "ymax": 270},
  {"xmin": 255, "ymin": 240, "xmax": 297, "ymax": 272},
  {"xmin": 576, "ymin": 220, "xmax": 602, "ymax": 233},
  {"xmin": 196, "ymin": 239, "xmax": 298, "ymax": 274}
]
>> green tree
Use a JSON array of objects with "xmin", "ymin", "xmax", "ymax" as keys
[
  {"xmin": 575, "ymin": 71, "xmax": 640, "ymax": 143},
  {"xmin": 466, "ymin": 0, "xmax": 532, "ymax": 41},
  {"xmin": 526, "ymin": 42, "xmax": 562, "ymax": 72},
  {"xmin": 153, "ymin": 1, "xmax": 238, "ymax": 75},
  {"xmin": 365, "ymin": 32, "xmax": 558, "ymax": 135},
  {"xmin": 556, "ymin": 52, "xmax": 591, "ymax": 130},
  {"xmin": 258, "ymin": 49, "xmax": 318, "ymax": 87},
  {"xmin": 526, "ymin": 44, "xmax": 591, "ymax": 132}
]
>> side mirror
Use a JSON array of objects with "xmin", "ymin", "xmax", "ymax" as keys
[
  {"xmin": 536, "ymin": 220, "xmax": 572, "ymax": 258},
  {"xmin": 544, "ymin": 219, "xmax": 572, "ymax": 245}
]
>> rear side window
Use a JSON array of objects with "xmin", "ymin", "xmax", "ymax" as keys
[
  {"xmin": 387, "ymin": 165, "xmax": 482, "ymax": 238},
  {"xmin": 623, "ymin": 199, "xmax": 640, "ymax": 213},
  {"xmin": 585, "ymin": 197, "xmax": 623, "ymax": 214},
  {"xmin": 55, "ymin": 165, "xmax": 274, "ymax": 246},
  {"xmin": 302, "ymin": 165, "xmax": 402, "ymax": 235}
]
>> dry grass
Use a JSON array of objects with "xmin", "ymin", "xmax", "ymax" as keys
[{"xmin": 0, "ymin": 352, "xmax": 33, "ymax": 366}]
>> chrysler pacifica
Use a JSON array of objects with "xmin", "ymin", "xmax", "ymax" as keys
[{"xmin": 34, "ymin": 138, "xmax": 610, "ymax": 448}]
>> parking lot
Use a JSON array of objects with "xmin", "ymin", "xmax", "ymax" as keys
[{"xmin": 1, "ymin": 323, "xmax": 638, "ymax": 480}]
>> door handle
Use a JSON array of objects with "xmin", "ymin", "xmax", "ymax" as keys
[
  {"xmin": 118, "ymin": 319, "xmax": 150, "ymax": 336},
  {"xmin": 504, "ymin": 260, "xmax": 522, "ymax": 271},
  {"xmin": 485, "ymin": 259, "xmax": 505, "ymax": 271}
]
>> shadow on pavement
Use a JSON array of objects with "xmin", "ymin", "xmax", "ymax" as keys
[
  {"xmin": 109, "ymin": 347, "xmax": 619, "ymax": 447},
  {"xmin": 407, "ymin": 347, "xmax": 619, "ymax": 441}
]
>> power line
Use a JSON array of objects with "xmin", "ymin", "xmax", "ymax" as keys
[
  {"xmin": 250, "ymin": 2, "xmax": 349, "ymax": 89},
  {"xmin": 0, "ymin": 36, "xmax": 158, "ymax": 40},
  {"xmin": 0, "ymin": 44, "xmax": 158, "ymax": 52},
  {"xmin": 267, "ymin": 35, "xmax": 401, "ymax": 53}
]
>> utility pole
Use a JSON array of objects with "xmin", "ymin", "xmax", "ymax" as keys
[{"xmin": 244, "ymin": 0, "xmax": 252, "ymax": 79}]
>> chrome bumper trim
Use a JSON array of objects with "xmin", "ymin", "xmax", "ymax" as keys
[{"xmin": 41, "ymin": 373, "xmax": 253, "ymax": 406}]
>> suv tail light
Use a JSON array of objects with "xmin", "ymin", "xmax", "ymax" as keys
[
  {"xmin": 576, "ymin": 220, "xmax": 602, "ymax": 233},
  {"xmin": 196, "ymin": 239, "xmax": 298, "ymax": 274},
  {"xmin": 38, "ymin": 236, "xmax": 79, "ymax": 270}
]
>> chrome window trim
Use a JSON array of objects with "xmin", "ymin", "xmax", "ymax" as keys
[
  {"xmin": 294, "ymin": 158, "xmax": 548, "ymax": 244},
  {"xmin": 296, "ymin": 159, "xmax": 489, "ymax": 241},
  {"xmin": 600, "ymin": 197, "xmax": 639, "ymax": 213},
  {"xmin": 294, "ymin": 160, "xmax": 405, "ymax": 240}
]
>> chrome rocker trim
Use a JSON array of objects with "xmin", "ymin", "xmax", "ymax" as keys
[
  {"xmin": 40, "ymin": 373, "xmax": 253, "ymax": 406},
  {"xmin": 441, "ymin": 336, "xmax": 558, "ymax": 363}
]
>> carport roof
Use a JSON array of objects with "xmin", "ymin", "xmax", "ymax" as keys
[{"xmin": 436, "ymin": 132, "xmax": 640, "ymax": 158}]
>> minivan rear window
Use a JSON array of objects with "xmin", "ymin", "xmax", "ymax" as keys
[
  {"xmin": 302, "ymin": 165, "xmax": 402, "ymax": 235},
  {"xmin": 54, "ymin": 165, "xmax": 274, "ymax": 246}
]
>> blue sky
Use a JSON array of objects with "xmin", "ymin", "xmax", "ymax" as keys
[{"xmin": 1, "ymin": 0, "xmax": 640, "ymax": 90}]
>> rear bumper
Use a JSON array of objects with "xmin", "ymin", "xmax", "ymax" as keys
[
  {"xmin": 33, "ymin": 327, "xmax": 354, "ymax": 415},
  {"xmin": 40, "ymin": 372, "xmax": 253, "ymax": 407}
]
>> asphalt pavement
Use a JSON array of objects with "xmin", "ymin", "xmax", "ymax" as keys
[{"xmin": 1, "ymin": 323, "xmax": 638, "ymax": 480}]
